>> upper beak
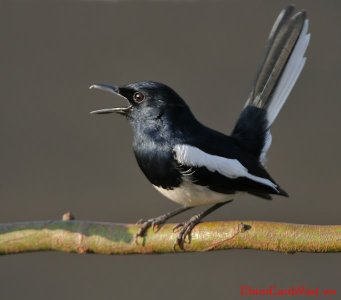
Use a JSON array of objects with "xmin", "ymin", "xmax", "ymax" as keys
[{"xmin": 89, "ymin": 84, "xmax": 132, "ymax": 115}]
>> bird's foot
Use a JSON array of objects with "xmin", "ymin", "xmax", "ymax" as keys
[
  {"xmin": 173, "ymin": 214, "xmax": 202, "ymax": 250},
  {"xmin": 135, "ymin": 207, "xmax": 194, "ymax": 244},
  {"xmin": 135, "ymin": 215, "xmax": 168, "ymax": 242}
]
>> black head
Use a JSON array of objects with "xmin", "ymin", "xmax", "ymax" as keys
[{"xmin": 90, "ymin": 81, "xmax": 190, "ymax": 122}]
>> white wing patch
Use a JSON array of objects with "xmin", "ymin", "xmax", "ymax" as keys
[
  {"xmin": 174, "ymin": 144, "xmax": 278, "ymax": 191},
  {"xmin": 267, "ymin": 19, "xmax": 311, "ymax": 126}
]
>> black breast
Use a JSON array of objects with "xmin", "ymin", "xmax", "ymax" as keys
[
  {"xmin": 132, "ymin": 119, "xmax": 183, "ymax": 189},
  {"xmin": 133, "ymin": 144, "xmax": 182, "ymax": 189}
]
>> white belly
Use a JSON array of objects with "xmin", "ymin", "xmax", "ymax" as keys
[{"xmin": 153, "ymin": 178, "xmax": 232, "ymax": 207}]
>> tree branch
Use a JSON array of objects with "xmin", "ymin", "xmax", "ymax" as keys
[{"xmin": 1, "ymin": 218, "xmax": 341, "ymax": 255}]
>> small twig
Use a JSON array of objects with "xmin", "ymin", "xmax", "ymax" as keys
[
  {"xmin": 204, "ymin": 222, "xmax": 251, "ymax": 251},
  {"xmin": 0, "ymin": 220, "xmax": 341, "ymax": 255},
  {"xmin": 62, "ymin": 212, "xmax": 75, "ymax": 221}
]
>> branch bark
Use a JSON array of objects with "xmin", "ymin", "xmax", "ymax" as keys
[{"xmin": 1, "ymin": 219, "xmax": 341, "ymax": 255}]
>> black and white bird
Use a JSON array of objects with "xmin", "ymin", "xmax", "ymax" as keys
[{"xmin": 90, "ymin": 6, "xmax": 310, "ymax": 248}]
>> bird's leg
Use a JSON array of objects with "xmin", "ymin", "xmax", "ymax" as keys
[
  {"xmin": 173, "ymin": 200, "xmax": 233, "ymax": 249},
  {"xmin": 135, "ymin": 206, "xmax": 193, "ymax": 241}
]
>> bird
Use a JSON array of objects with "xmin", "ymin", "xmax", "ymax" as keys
[{"xmin": 89, "ymin": 5, "xmax": 310, "ymax": 249}]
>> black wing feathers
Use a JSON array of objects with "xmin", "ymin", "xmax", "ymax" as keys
[{"xmin": 186, "ymin": 127, "xmax": 288, "ymax": 198}]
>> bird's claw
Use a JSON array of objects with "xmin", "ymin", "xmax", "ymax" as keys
[
  {"xmin": 136, "ymin": 218, "xmax": 144, "ymax": 225},
  {"xmin": 135, "ymin": 216, "xmax": 167, "ymax": 243},
  {"xmin": 172, "ymin": 223, "xmax": 184, "ymax": 233},
  {"xmin": 173, "ymin": 216, "xmax": 201, "ymax": 250},
  {"xmin": 152, "ymin": 222, "xmax": 160, "ymax": 233}
]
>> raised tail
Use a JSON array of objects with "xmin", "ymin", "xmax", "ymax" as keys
[{"xmin": 232, "ymin": 6, "xmax": 310, "ymax": 164}]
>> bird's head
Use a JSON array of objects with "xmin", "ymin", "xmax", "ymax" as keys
[{"xmin": 90, "ymin": 81, "xmax": 190, "ymax": 123}]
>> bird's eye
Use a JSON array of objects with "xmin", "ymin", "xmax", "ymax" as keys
[{"xmin": 133, "ymin": 92, "xmax": 145, "ymax": 103}]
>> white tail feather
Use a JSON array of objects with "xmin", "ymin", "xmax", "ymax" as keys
[{"xmin": 267, "ymin": 20, "xmax": 310, "ymax": 126}]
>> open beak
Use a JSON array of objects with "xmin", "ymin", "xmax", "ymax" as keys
[{"xmin": 89, "ymin": 84, "xmax": 132, "ymax": 115}]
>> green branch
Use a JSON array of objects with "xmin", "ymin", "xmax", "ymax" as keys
[{"xmin": 1, "ymin": 217, "xmax": 341, "ymax": 255}]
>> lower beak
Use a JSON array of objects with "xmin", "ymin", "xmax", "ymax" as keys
[{"xmin": 89, "ymin": 84, "xmax": 132, "ymax": 115}]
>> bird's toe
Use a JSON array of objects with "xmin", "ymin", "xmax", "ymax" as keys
[{"xmin": 174, "ymin": 218, "xmax": 201, "ymax": 250}]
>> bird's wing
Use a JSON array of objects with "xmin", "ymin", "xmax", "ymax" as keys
[
  {"xmin": 173, "ymin": 141, "xmax": 287, "ymax": 198},
  {"xmin": 232, "ymin": 6, "xmax": 310, "ymax": 165}
]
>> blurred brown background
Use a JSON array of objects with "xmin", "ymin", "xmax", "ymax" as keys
[{"xmin": 1, "ymin": 0, "xmax": 340, "ymax": 299}]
